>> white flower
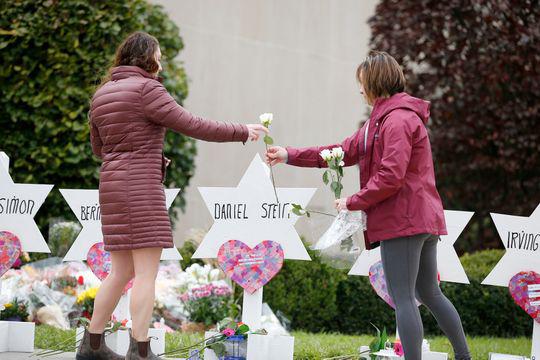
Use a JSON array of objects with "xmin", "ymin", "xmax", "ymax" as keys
[
  {"xmin": 209, "ymin": 268, "xmax": 221, "ymax": 282},
  {"xmin": 331, "ymin": 147, "xmax": 344, "ymax": 160},
  {"xmin": 259, "ymin": 113, "xmax": 273, "ymax": 127},
  {"xmin": 320, "ymin": 149, "xmax": 332, "ymax": 161},
  {"xmin": 339, "ymin": 161, "xmax": 345, "ymax": 167}
]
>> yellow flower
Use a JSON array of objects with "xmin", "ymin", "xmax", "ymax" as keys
[
  {"xmin": 76, "ymin": 287, "xmax": 99, "ymax": 304},
  {"xmin": 4, "ymin": 303, "xmax": 12, "ymax": 309}
]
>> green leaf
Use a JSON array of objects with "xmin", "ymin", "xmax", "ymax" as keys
[
  {"xmin": 380, "ymin": 327, "xmax": 388, "ymax": 348},
  {"xmin": 207, "ymin": 342, "xmax": 226, "ymax": 356},
  {"xmin": 291, "ymin": 208, "xmax": 303, "ymax": 216},
  {"xmin": 263, "ymin": 135, "xmax": 274, "ymax": 145},
  {"xmin": 322, "ymin": 170, "xmax": 329, "ymax": 185},
  {"xmin": 237, "ymin": 324, "xmax": 249, "ymax": 334}
]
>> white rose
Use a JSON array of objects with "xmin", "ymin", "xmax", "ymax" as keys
[
  {"xmin": 259, "ymin": 113, "xmax": 273, "ymax": 127},
  {"xmin": 331, "ymin": 147, "xmax": 344, "ymax": 160},
  {"xmin": 320, "ymin": 149, "xmax": 332, "ymax": 161}
]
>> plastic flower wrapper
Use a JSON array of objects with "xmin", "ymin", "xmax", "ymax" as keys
[
  {"xmin": 305, "ymin": 210, "xmax": 365, "ymax": 269},
  {"xmin": 260, "ymin": 303, "xmax": 289, "ymax": 336}
]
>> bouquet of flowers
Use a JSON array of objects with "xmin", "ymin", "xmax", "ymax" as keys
[
  {"xmin": 51, "ymin": 275, "xmax": 79, "ymax": 296},
  {"xmin": 0, "ymin": 298, "xmax": 30, "ymax": 322},
  {"xmin": 292, "ymin": 147, "xmax": 366, "ymax": 268},
  {"xmin": 76, "ymin": 286, "xmax": 99, "ymax": 320}
]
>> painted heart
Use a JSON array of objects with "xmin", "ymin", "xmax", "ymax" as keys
[
  {"xmin": 509, "ymin": 271, "xmax": 540, "ymax": 323},
  {"xmin": 0, "ymin": 231, "xmax": 22, "ymax": 277},
  {"xmin": 369, "ymin": 261, "xmax": 422, "ymax": 309},
  {"xmin": 217, "ymin": 240, "xmax": 284, "ymax": 294},
  {"xmin": 87, "ymin": 242, "xmax": 133, "ymax": 293}
]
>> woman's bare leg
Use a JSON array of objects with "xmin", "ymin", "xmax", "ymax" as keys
[
  {"xmin": 130, "ymin": 247, "xmax": 162, "ymax": 341},
  {"xmin": 89, "ymin": 250, "xmax": 134, "ymax": 333}
]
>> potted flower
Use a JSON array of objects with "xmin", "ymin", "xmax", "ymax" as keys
[
  {"xmin": 0, "ymin": 298, "xmax": 35, "ymax": 352},
  {"xmin": 179, "ymin": 283, "xmax": 235, "ymax": 333}
]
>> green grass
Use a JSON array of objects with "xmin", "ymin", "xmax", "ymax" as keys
[{"xmin": 34, "ymin": 325, "xmax": 532, "ymax": 359}]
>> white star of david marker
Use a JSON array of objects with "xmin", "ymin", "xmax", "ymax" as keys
[
  {"xmin": 60, "ymin": 188, "xmax": 182, "ymax": 261},
  {"xmin": 482, "ymin": 204, "xmax": 540, "ymax": 287},
  {"xmin": 193, "ymin": 154, "xmax": 316, "ymax": 260},
  {"xmin": 348, "ymin": 210, "xmax": 473, "ymax": 284},
  {"xmin": 0, "ymin": 152, "xmax": 52, "ymax": 252}
]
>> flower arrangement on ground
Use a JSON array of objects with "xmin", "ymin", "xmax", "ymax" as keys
[{"xmin": 0, "ymin": 298, "xmax": 30, "ymax": 322}]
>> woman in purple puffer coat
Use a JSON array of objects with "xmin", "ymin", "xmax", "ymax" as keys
[
  {"xmin": 79, "ymin": 31, "xmax": 267, "ymax": 360},
  {"xmin": 266, "ymin": 51, "xmax": 470, "ymax": 360}
]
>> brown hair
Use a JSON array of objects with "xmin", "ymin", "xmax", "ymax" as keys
[
  {"xmin": 99, "ymin": 31, "xmax": 160, "ymax": 86},
  {"xmin": 356, "ymin": 51, "xmax": 405, "ymax": 105}
]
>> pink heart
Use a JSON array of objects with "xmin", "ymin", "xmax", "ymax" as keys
[
  {"xmin": 217, "ymin": 240, "xmax": 284, "ymax": 294},
  {"xmin": 0, "ymin": 231, "xmax": 22, "ymax": 277},
  {"xmin": 509, "ymin": 271, "xmax": 540, "ymax": 323},
  {"xmin": 86, "ymin": 242, "xmax": 133, "ymax": 293}
]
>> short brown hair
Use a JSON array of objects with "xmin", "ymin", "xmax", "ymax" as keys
[{"xmin": 356, "ymin": 51, "xmax": 405, "ymax": 104}]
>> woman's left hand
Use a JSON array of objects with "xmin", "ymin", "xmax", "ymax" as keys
[{"xmin": 334, "ymin": 198, "xmax": 348, "ymax": 212}]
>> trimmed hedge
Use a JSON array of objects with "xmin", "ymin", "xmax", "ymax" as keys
[
  {"xmin": 0, "ymin": 0, "xmax": 195, "ymax": 231},
  {"xmin": 264, "ymin": 249, "xmax": 532, "ymax": 337}
]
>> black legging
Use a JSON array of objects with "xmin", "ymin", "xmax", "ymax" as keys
[{"xmin": 380, "ymin": 234, "xmax": 471, "ymax": 360}]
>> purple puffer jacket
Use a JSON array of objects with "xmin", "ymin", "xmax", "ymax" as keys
[
  {"xmin": 286, "ymin": 92, "xmax": 447, "ymax": 249},
  {"xmin": 90, "ymin": 66, "xmax": 248, "ymax": 251}
]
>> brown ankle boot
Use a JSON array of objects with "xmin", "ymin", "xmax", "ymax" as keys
[
  {"xmin": 126, "ymin": 330, "xmax": 163, "ymax": 359},
  {"xmin": 76, "ymin": 327, "xmax": 124, "ymax": 360}
]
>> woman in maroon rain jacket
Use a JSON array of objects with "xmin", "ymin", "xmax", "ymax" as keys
[
  {"xmin": 266, "ymin": 51, "xmax": 470, "ymax": 360},
  {"xmin": 80, "ymin": 32, "xmax": 268, "ymax": 360}
]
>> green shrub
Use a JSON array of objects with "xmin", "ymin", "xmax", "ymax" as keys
[
  {"xmin": 48, "ymin": 219, "xmax": 81, "ymax": 258},
  {"xmin": 0, "ymin": 0, "xmax": 195, "ymax": 232},
  {"xmin": 422, "ymin": 249, "xmax": 531, "ymax": 336},
  {"xmin": 264, "ymin": 248, "xmax": 532, "ymax": 337},
  {"xmin": 264, "ymin": 248, "xmax": 346, "ymax": 332}
]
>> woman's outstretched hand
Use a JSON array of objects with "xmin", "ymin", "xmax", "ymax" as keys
[
  {"xmin": 266, "ymin": 146, "xmax": 288, "ymax": 166},
  {"xmin": 246, "ymin": 124, "xmax": 269, "ymax": 141}
]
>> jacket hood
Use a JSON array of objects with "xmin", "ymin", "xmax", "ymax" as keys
[{"xmin": 371, "ymin": 92, "xmax": 430, "ymax": 124}]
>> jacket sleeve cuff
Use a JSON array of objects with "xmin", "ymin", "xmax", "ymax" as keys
[
  {"xmin": 286, "ymin": 146, "xmax": 324, "ymax": 168},
  {"xmin": 346, "ymin": 194, "xmax": 368, "ymax": 211},
  {"xmin": 238, "ymin": 124, "xmax": 249, "ymax": 143}
]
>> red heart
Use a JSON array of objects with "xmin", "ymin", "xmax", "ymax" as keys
[
  {"xmin": 217, "ymin": 240, "xmax": 284, "ymax": 294},
  {"xmin": 86, "ymin": 242, "xmax": 133, "ymax": 293},
  {"xmin": 509, "ymin": 271, "xmax": 540, "ymax": 323}
]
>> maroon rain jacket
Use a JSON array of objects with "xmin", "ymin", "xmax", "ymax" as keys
[{"xmin": 286, "ymin": 92, "xmax": 447, "ymax": 249}]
